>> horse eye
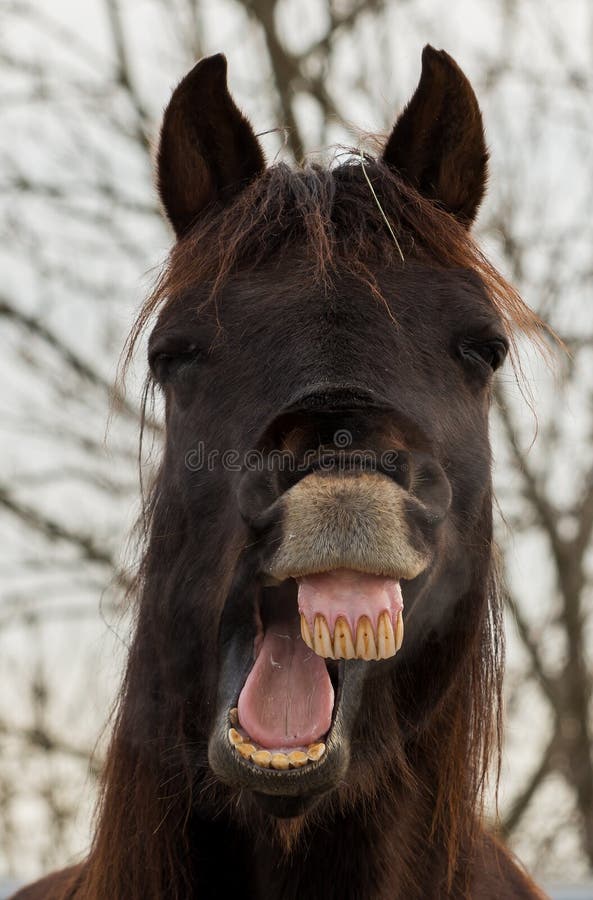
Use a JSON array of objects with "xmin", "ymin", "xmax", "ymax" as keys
[
  {"xmin": 148, "ymin": 343, "xmax": 203, "ymax": 382},
  {"xmin": 458, "ymin": 338, "xmax": 508, "ymax": 373}
]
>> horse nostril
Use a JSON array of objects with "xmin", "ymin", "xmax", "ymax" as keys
[
  {"xmin": 381, "ymin": 449, "xmax": 412, "ymax": 491},
  {"xmin": 236, "ymin": 468, "xmax": 279, "ymax": 531},
  {"xmin": 406, "ymin": 453, "xmax": 452, "ymax": 525}
]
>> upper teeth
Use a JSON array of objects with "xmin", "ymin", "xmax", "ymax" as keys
[{"xmin": 300, "ymin": 610, "xmax": 403, "ymax": 660}]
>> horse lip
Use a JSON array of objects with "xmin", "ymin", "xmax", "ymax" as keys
[
  {"xmin": 243, "ymin": 464, "xmax": 412, "ymax": 535},
  {"xmin": 288, "ymin": 451, "xmax": 411, "ymax": 491},
  {"xmin": 208, "ymin": 655, "xmax": 367, "ymax": 804}
]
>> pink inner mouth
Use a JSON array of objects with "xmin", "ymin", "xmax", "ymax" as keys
[{"xmin": 236, "ymin": 569, "xmax": 403, "ymax": 750}]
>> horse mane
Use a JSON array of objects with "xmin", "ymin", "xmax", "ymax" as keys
[{"xmin": 78, "ymin": 156, "xmax": 545, "ymax": 900}]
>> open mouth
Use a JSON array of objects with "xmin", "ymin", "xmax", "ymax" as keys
[
  {"xmin": 209, "ymin": 465, "xmax": 434, "ymax": 814},
  {"xmin": 224, "ymin": 569, "xmax": 404, "ymax": 773}
]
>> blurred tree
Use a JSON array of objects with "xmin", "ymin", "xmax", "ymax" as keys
[{"xmin": 0, "ymin": 0, "xmax": 592, "ymax": 883}]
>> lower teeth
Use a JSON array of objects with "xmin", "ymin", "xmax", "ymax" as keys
[{"xmin": 227, "ymin": 710, "xmax": 326, "ymax": 770}]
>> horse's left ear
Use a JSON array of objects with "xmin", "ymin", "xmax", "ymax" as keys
[
  {"xmin": 157, "ymin": 54, "xmax": 265, "ymax": 237},
  {"xmin": 382, "ymin": 45, "xmax": 488, "ymax": 227}
]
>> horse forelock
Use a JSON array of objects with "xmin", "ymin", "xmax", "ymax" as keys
[{"xmin": 124, "ymin": 155, "xmax": 548, "ymax": 379}]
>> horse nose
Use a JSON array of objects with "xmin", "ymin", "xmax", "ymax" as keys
[
  {"xmin": 236, "ymin": 401, "xmax": 412, "ymax": 527},
  {"xmin": 236, "ymin": 399, "xmax": 451, "ymax": 534}
]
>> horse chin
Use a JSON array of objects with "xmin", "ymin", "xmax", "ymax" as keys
[{"xmin": 250, "ymin": 792, "xmax": 321, "ymax": 819}]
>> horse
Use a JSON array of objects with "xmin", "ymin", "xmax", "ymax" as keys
[{"xmin": 14, "ymin": 45, "xmax": 548, "ymax": 899}]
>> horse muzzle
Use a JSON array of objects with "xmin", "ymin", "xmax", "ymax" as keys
[{"xmin": 208, "ymin": 392, "xmax": 452, "ymax": 813}]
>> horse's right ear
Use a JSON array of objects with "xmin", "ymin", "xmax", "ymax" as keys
[{"xmin": 157, "ymin": 54, "xmax": 265, "ymax": 238}]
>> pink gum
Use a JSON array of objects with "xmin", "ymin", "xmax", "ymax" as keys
[{"xmin": 297, "ymin": 569, "xmax": 403, "ymax": 635}]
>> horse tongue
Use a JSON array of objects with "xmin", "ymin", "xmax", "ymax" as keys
[{"xmin": 237, "ymin": 610, "xmax": 334, "ymax": 750}]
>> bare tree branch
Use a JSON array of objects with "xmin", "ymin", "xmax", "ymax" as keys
[
  {"xmin": 500, "ymin": 733, "xmax": 557, "ymax": 837},
  {"xmin": 0, "ymin": 297, "xmax": 161, "ymax": 435},
  {"xmin": 0, "ymin": 719, "xmax": 102, "ymax": 777},
  {"xmin": 0, "ymin": 484, "xmax": 131, "ymax": 589}
]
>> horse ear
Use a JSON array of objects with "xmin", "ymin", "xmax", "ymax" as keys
[
  {"xmin": 382, "ymin": 46, "xmax": 488, "ymax": 227},
  {"xmin": 157, "ymin": 54, "xmax": 265, "ymax": 237}
]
